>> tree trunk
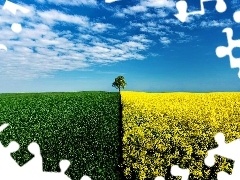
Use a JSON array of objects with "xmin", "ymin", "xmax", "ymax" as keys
[{"xmin": 118, "ymin": 88, "xmax": 120, "ymax": 93}]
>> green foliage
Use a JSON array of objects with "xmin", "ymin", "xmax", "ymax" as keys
[
  {"xmin": 0, "ymin": 92, "xmax": 122, "ymax": 180},
  {"xmin": 112, "ymin": 76, "xmax": 127, "ymax": 92}
]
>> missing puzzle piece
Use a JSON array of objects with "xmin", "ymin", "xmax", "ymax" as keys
[
  {"xmin": 174, "ymin": 0, "xmax": 227, "ymax": 22},
  {"xmin": 40, "ymin": 160, "xmax": 91, "ymax": 180},
  {"xmin": 20, "ymin": 142, "xmax": 43, "ymax": 174},
  {"xmin": 14, "ymin": 142, "xmax": 92, "ymax": 180},
  {"xmin": 2, "ymin": 0, "xmax": 30, "ymax": 33},
  {"xmin": 215, "ymin": 28, "xmax": 240, "ymax": 78},
  {"xmin": 0, "ymin": 122, "xmax": 91, "ymax": 179},
  {"xmin": 155, "ymin": 165, "xmax": 190, "ymax": 180},
  {"xmin": 0, "ymin": 123, "xmax": 19, "ymax": 175},
  {"xmin": 0, "ymin": 140, "xmax": 21, "ymax": 176},
  {"xmin": 0, "ymin": 123, "xmax": 9, "ymax": 132},
  {"xmin": 36, "ymin": 160, "xmax": 71, "ymax": 180},
  {"xmin": 204, "ymin": 132, "xmax": 240, "ymax": 179}
]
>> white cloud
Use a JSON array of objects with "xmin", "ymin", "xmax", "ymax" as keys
[
  {"xmin": 140, "ymin": 0, "xmax": 175, "ymax": 8},
  {"xmin": 200, "ymin": 19, "xmax": 233, "ymax": 28},
  {"xmin": 130, "ymin": 22, "xmax": 144, "ymax": 28},
  {"xmin": 112, "ymin": 0, "xmax": 174, "ymax": 20},
  {"xmin": 0, "ymin": 4, "xmax": 150, "ymax": 79},
  {"xmin": 38, "ymin": 10, "xmax": 116, "ymax": 33},
  {"xmin": 156, "ymin": 9, "xmax": 169, "ymax": 17},
  {"xmin": 37, "ymin": 10, "xmax": 89, "ymax": 26},
  {"xmin": 0, "ymin": 0, "xmax": 207, "ymax": 80},
  {"xmin": 140, "ymin": 26, "xmax": 165, "ymax": 35},
  {"xmin": 121, "ymin": 5, "xmax": 148, "ymax": 15},
  {"xmin": 142, "ymin": 13, "xmax": 156, "ymax": 19},
  {"xmin": 231, "ymin": 0, "xmax": 240, "ymax": 9},
  {"xmin": 124, "ymin": 41, "xmax": 147, "ymax": 50},
  {"xmin": 129, "ymin": 5, "xmax": 148, "ymax": 13},
  {"xmin": 163, "ymin": 18, "xmax": 181, "ymax": 25},
  {"xmin": 36, "ymin": 0, "xmax": 97, "ymax": 6},
  {"xmin": 114, "ymin": 11, "xmax": 125, "ymax": 18},
  {"xmin": 159, "ymin": 37, "xmax": 171, "ymax": 45},
  {"xmin": 91, "ymin": 23, "xmax": 115, "ymax": 33},
  {"xmin": 129, "ymin": 34, "xmax": 153, "ymax": 43},
  {"xmin": 35, "ymin": 0, "xmax": 45, "ymax": 3},
  {"xmin": 129, "ymin": 21, "xmax": 171, "ymax": 36},
  {"xmin": 147, "ymin": 21, "xmax": 157, "ymax": 27},
  {"xmin": 174, "ymin": 32, "xmax": 194, "ymax": 43}
]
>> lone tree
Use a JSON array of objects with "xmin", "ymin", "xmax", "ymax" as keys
[{"xmin": 112, "ymin": 76, "xmax": 127, "ymax": 92}]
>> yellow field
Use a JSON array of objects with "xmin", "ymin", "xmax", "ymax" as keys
[{"xmin": 121, "ymin": 91, "xmax": 240, "ymax": 180}]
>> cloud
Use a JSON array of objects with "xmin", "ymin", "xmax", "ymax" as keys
[
  {"xmin": 129, "ymin": 34, "xmax": 153, "ymax": 43},
  {"xmin": 0, "ymin": 3, "xmax": 151, "ymax": 79},
  {"xmin": 174, "ymin": 32, "xmax": 194, "ymax": 43},
  {"xmin": 115, "ymin": 5, "xmax": 148, "ymax": 16},
  {"xmin": 231, "ymin": 0, "xmax": 240, "ymax": 9},
  {"xmin": 38, "ymin": 10, "xmax": 116, "ymax": 33},
  {"xmin": 128, "ymin": 5, "xmax": 147, "ymax": 13},
  {"xmin": 159, "ymin": 37, "xmax": 171, "ymax": 45},
  {"xmin": 37, "ymin": 10, "xmax": 89, "ymax": 26},
  {"xmin": 113, "ymin": 0, "xmax": 174, "ymax": 18},
  {"xmin": 113, "ymin": 11, "xmax": 125, "ymax": 18},
  {"xmin": 91, "ymin": 23, "xmax": 115, "ymax": 33},
  {"xmin": 0, "ymin": 0, "xmax": 217, "ymax": 80},
  {"xmin": 200, "ymin": 19, "xmax": 233, "ymax": 28},
  {"xmin": 35, "ymin": 0, "xmax": 97, "ymax": 6},
  {"xmin": 35, "ymin": 0, "xmax": 45, "ymax": 3},
  {"xmin": 156, "ymin": 9, "xmax": 169, "ymax": 17},
  {"xmin": 163, "ymin": 18, "xmax": 181, "ymax": 26},
  {"xmin": 140, "ymin": 0, "xmax": 175, "ymax": 8}
]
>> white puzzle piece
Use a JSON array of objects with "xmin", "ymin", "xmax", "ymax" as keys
[
  {"xmin": 215, "ymin": 27, "xmax": 240, "ymax": 78},
  {"xmin": 155, "ymin": 165, "xmax": 190, "ymax": 180},
  {"xmin": 0, "ymin": 123, "xmax": 92, "ymax": 180},
  {"xmin": 204, "ymin": 132, "xmax": 240, "ymax": 180},
  {"xmin": 174, "ymin": 0, "xmax": 227, "ymax": 22},
  {"xmin": 0, "ymin": 0, "xmax": 30, "ymax": 51}
]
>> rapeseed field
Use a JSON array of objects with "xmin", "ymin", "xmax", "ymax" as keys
[
  {"xmin": 121, "ymin": 91, "xmax": 240, "ymax": 180},
  {"xmin": 1, "ymin": 91, "xmax": 240, "ymax": 180}
]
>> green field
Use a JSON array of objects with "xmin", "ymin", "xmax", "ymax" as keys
[
  {"xmin": 0, "ymin": 92, "xmax": 123, "ymax": 180},
  {"xmin": 2, "ymin": 91, "xmax": 238, "ymax": 180}
]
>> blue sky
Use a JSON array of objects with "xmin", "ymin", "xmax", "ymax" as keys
[{"xmin": 0, "ymin": 0, "xmax": 240, "ymax": 93}]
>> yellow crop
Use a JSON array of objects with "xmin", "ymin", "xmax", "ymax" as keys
[{"xmin": 121, "ymin": 91, "xmax": 240, "ymax": 180}]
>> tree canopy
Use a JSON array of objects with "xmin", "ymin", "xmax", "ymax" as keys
[{"xmin": 112, "ymin": 76, "xmax": 127, "ymax": 92}]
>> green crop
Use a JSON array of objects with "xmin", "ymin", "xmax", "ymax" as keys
[{"xmin": 0, "ymin": 92, "xmax": 122, "ymax": 180}]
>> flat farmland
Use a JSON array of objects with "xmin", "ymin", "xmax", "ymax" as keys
[
  {"xmin": 121, "ymin": 91, "xmax": 240, "ymax": 180},
  {"xmin": 0, "ymin": 92, "xmax": 122, "ymax": 180},
  {"xmin": 1, "ymin": 91, "xmax": 240, "ymax": 180}
]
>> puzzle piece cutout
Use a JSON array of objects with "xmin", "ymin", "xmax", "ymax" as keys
[
  {"xmin": 204, "ymin": 132, "xmax": 240, "ymax": 180},
  {"xmin": 215, "ymin": 26, "xmax": 240, "ymax": 78},
  {"xmin": 155, "ymin": 165, "xmax": 190, "ymax": 180},
  {"xmin": 0, "ymin": 123, "xmax": 92, "ymax": 180},
  {"xmin": 0, "ymin": 0, "xmax": 30, "ymax": 51},
  {"xmin": 233, "ymin": 10, "xmax": 240, "ymax": 23},
  {"xmin": 2, "ymin": 0, "xmax": 30, "ymax": 33},
  {"xmin": 174, "ymin": 0, "xmax": 227, "ymax": 22}
]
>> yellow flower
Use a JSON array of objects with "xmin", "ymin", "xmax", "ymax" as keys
[{"xmin": 121, "ymin": 91, "xmax": 240, "ymax": 179}]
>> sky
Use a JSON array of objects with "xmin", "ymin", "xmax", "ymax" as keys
[{"xmin": 0, "ymin": 0, "xmax": 240, "ymax": 93}]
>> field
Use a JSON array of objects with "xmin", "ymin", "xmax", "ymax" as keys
[
  {"xmin": 0, "ymin": 92, "xmax": 122, "ymax": 180},
  {"xmin": 121, "ymin": 91, "xmax": 240, "ymax": 180},
  {"xmin": 0, "ymin": 91, "xmax": 240, "ymax": 180}
]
